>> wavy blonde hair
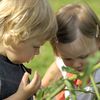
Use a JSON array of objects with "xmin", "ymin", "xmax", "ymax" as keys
[{"xmin": 0, "ymin": 0, "xmax": 57, "ymax": 46}]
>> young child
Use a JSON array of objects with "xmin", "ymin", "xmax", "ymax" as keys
[
  {"xmin": 0, "ymin": 0, "xmax": 57, "ymax": 100},
  {"xmin": 42, "ymin": 4, "xmax": 100, "ymax": 100}
]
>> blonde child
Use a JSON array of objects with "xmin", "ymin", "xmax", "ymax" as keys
[
  {"xmin": 42, "ymin": 4, "xmax": 100, "ymax": 100},
  {"xmin": 0, "ymin": 0, "xmax": 57, "ymax": 100}
]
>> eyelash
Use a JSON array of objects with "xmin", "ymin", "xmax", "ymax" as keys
[
  {"xmin": 79, "ymin": 55, "xmax": 89, "ymax": 59},
  {"xmin": 33, "ymin": 47, "xmax": 39, "ymax": 49},
  {"xmin": 63, "ymin": 58, "xmax": 73, "ymax": 61}
]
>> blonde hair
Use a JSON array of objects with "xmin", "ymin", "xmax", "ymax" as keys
[{"xmin": 0, "ymin": 0, "xmax": 57, "ymax": 46}]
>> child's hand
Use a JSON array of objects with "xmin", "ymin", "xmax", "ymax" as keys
[{"xmin": 16, "ymin": 71, "xmax": 41, "ymax": 100}]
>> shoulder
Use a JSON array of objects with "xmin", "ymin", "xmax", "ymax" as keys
[
  {"xmin": 0, "ymin": 64, "xmax": 4, "ymax": 99},
  {"xmin": 0, "ymin": 55, "xmax": 10, "ymax": 70},
  {"xmin": 94, "ymin": 68, "xmax": 100, "ymax": 83},
  {"xmin": 0, "ymin": 80, "xmax": 1, "ymax": 99}
]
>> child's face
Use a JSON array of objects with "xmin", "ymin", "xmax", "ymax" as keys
[
  {"xmin": 56, "ymin": 35, "xmax": 99, "ymax": 71},
  {"xmin": 5, "ymin": 37, "xmax": 45, "ymax": 64}
]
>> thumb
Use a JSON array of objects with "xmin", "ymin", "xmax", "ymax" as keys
[{"xmin": 21, "ymin": 72, "xmax": 29, "ymax": 86}]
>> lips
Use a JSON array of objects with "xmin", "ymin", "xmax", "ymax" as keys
[{"xmin": 75, "ymin": 66, "xmax": 84, "ymax": 72}]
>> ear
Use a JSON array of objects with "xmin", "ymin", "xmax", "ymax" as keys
[
  {"xmin": 2, "ymin": 31, "xmax": 21, "ymax": 49},
  {"xmin": 3, "ymin": 35, "xmax": 13, "ymax": 47}
]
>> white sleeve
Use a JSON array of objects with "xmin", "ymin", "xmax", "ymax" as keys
[
  {"xmin": 56, "ymin": 57, "xmax": 71, "ymax": 98},
  {"xmin": 56, "ymin": 57, "xmax": 68, "ymax": 79}
]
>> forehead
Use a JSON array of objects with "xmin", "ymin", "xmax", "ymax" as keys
[{"xmin": 57, "ymin": 36, "xmax": 98, "ymax": 58}]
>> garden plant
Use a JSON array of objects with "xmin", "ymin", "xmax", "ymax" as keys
[{"xmin": 35, "ymin": 51, "xmax": 100, "ymax": 100}]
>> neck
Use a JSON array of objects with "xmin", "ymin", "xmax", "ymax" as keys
[{"xmin": 0, "ymin": 45, "xmax": 6, "ymax": 56}]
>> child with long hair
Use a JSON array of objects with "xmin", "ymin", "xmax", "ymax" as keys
[{"xmin": 42, "ymin": 4, "xmax": 100, "ymax": 100}]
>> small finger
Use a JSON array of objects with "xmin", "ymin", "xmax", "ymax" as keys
[
  {"xmin": 30, "ymin": 71, "xmax": 41, "ymax": 88},
  {"xmin": 22, "ymin": 72, "xmax": 29, "ymax": 86}
]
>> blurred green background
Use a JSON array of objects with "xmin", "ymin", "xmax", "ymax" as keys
[{"xmin": 25, "ymin": 0, "xmax": 100, "ymax": 78}]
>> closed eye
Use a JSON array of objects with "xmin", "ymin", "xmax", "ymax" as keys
[
  {"xmin": 78, "ymin": 55, "xmax": 89, "ymax": 59},
  {"xmin": 33, "ymin": 46, "xmax": 39, "ymax": 48},
  {"xmin": 63, "ymin": 58, "xmax": 73, "ymax": 61}
]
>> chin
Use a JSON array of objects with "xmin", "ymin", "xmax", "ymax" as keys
[{"xmin": 9, "ymin": 58, "xmax": 24, "ymax": 64}]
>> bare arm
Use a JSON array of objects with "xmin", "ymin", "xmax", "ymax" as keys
[{"xmin": 42, "ymin": 61, "xmax": 62, "ymax": 87}]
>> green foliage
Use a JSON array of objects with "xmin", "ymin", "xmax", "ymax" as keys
[
  {"xmin": 36, "ymin": 78, "xmax": 65, "ymax": 100},
  {"xmin": 82, "ymin": 51, "xmax": 100, "ymax": 88},
  {"xmin": 25, "ymin": 42, "xmax": 55, "ymax": 77},
  {"xmin": 35, "ymin": 51, "xmax": 100, "ymax": 100}
]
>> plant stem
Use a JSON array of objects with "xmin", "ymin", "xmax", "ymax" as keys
[
  {"xmin": 64, "ymin": 80, "xmax": 76, "ymax": 100},
  {"xmin": 90, "ymin": 74, "xmax": 100, "ymax": 100},
  {"xmin": 64, "ymin": 88, "xmax": 95, "ymax": 94},
  {"xmin": 92, "ymin": 63, "xmax": 100, "ymax": 72},
  {"xmin": 46, "ymin": 83, "xmax": 65, "ymax": 100}
]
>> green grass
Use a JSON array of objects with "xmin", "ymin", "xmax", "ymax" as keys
[
  {"xmin": 25, "ymin": 42, "xmax": 55, "ymax": 78},
  {"xmin": 25, "ymin": 0, "xmax": 100, "ymax": 78}
]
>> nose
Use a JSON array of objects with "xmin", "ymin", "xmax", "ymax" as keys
[
  {"xmin": 34, "ymin": 48, "xmax": 40, "ymax": 55},
  {"xmin": 74, "ymin": 62, "xmax": 83, "ymax": 67}
]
